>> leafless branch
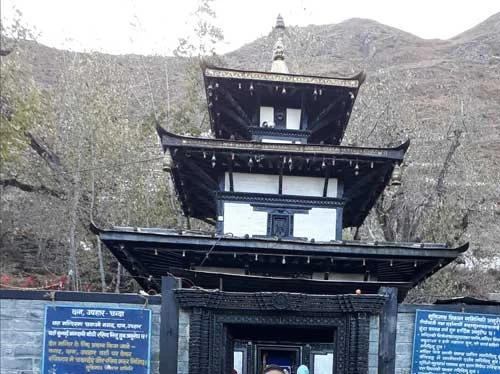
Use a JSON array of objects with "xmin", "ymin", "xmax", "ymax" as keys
[{"xmin": 0, "ymin": 178, "xmax": 65, "ymax": 199}]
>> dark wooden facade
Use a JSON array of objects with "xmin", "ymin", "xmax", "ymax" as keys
[{"xmin": 173, "ymin": 287, "xmax": 386, "ymax": 374}]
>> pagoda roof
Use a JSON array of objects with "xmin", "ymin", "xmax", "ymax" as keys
[
  {"xmin": 202, "ymin": 64, "xmax": 366, "ymax": 144},
  {"xmin": 96, "ymin": 225, "xmax": 468, "ymax": 301},
  {"xmin": 159, "ymin": 129, "xmax": 409, "ymax": 227},
  {"xmin": 203, "ymin": 65, "xmax": 364, "ymax": 89}
]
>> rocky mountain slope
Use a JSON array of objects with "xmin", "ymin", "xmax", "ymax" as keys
[
  {"xmin": 225, "ymin": 15, "xmax": 500, "ymax": 268},
  {"xmin": 1, "ymin": 13, "xmax": 499, "ymax": 294}
]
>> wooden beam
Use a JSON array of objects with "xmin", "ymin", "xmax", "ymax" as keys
[
  {"xmin": 181, "ymin": 172, "xmax": 217, "ymax": 208},
  {"xmin": 228, "ymin": 161, "xmax": 234, "ymax": 192},
  {"xmin": 178, "ymin": 162, "xmax": 218, "ymax": 218},
  {"xmin": 183, "ymin": 172, "xmax": 216, "ymax": 197},
  {"xmin": 219, "ymin": 87, "xmax": 253, "ymax": 125},
  {"xmin": 218, "ymin": 104, "xmax": 252, "ymax": 130},
  {"xmin": 310, "ymin": 95, "xmax": 344, "ymax": 129},
  {"xmin": 409, "ymin": 260, "xmax": 442, "ymax": 284},
  {"xmin": 378, "ymin": 286, "xmax": 398, "ymax": 374},
  {"xmin": 323, "ymin": 166, "xmax": 331, "ymax": 197},
  {"xmin": 214, "ymin": 119, "xmax": 248, "ymax": 140},
  {"xmin": 343, "ymin": 164, "xmax": 391, "ymax": 227},
  {"xmin": 183, "ymin": 183, "xmax": 217, "ymax": 217},
  {"xmin": 182, "ymin": 158, "xmax": 219, "ymax": 190},
  {"xmin": 300, "ymin": 91, "xmax": 307, "ymax": 129},
  {"xmin": 278, "ymin": 157, "xmax": 284, "ymax": 194},
  {"xmin": 115, "ymin": 246, "xmax": 161, "ymax": 291},
  {"xmin": 310, "ymin": 112, "xmax": 344, "ymax": 135},
  {"xmin": 160, "ymin": 276, "xmax": 181, "ymax": 374},
  {"xmin": 186, "ymin": 186, "xmax": 216, "ymax": 211}
]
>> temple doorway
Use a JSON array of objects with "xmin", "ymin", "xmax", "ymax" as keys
[
  {"xmin": 231, "ymin": 325, "xmax": 335, "ymax": 374},
  {"xmin": 173, "ymin": 289, "xmax": 384, "ymax": 374},
  {"xmin": 258, "ymin": 345, "xmax": 300, "ymax": 374}
]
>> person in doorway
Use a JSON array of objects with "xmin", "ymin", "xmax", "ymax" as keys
[
  {"xmin": 263, "ymin": 364, "xmax": 285, "ymax": 374},
  {"xmin": 297, "ymin": 365, "xmax": 309, "ymax": 374}
]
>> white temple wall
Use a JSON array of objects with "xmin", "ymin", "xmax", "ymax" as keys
[
  {"xmin": 224, "ymin": 173, "xmax": 338, "ymax": 197},
  {"xmin": 222, "ymin": 173, "xmax": 340, "ymax": 239},
  {"xmin": 293, "ymin": 208, "xmax": 337, "ymax": 241},
  {"xmin": 286, "ymin": 108, "xmax": 301, "ymax": 129},
  {"xmin": 222, "ymin": 203, "xmax": 338, "ymax": 239},
  {"xmin": 222, "ymin": 203, "xmax": 268, "ymax": 237},
  {"xmin": 282, "ymin": 175, "xmax": 337, "ymax": 197},
  {"xmin": 259, "ymin": 106, "xmax": 301, "ymax": 129},
  {"xmin": 259, "ymin": 106, "xmax": 274, "ymax": 126},
  {"xmin": 261, "ymin": 138, "xmax": 294, "ymax": 143},
  {"xmin": 225, "ymin": 173, "xmax": 279, "ymax": 194}
]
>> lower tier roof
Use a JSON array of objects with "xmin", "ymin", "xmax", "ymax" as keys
[{"xmin": 97, "ymin": 225, "xmax": 468, "ymax": 300}]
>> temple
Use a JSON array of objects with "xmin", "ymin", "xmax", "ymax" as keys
[{"xmin": 97, "ymin": 16, "xmax": 467, "ymax": 374}]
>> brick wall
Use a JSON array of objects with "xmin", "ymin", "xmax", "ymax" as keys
[
  {"xmin": 368, "ymin": 304, "xmax": 500, "ymax": 374},
  {"xmin": 178, "ymin": 310, "xmax": 190, "ymax": 374},
  {"xmin": 0, "ymin": 292, "xmax": 162, "ymax": 374},
  {"xmin": 394, "ymin": 304, "xmax": 500, "ymax": 374},
  {"xmin": 368, "ymin": 314, "xmax": 379, "ymax": 374},
  {"xmin": 2, "ymin": 290, "xmax": 499, "ymax": 374},
  {"xmin": 394, "ymin": 311, "xmax": 416, "ymax": 374}
]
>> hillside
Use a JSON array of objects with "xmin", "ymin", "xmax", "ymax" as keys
[
  {"xmin": 223, "ymin": 16, "xmax": 500, "ymax": 268},
  {"xmin": 1, "ymin": 14, "xmax": 499, "ymax": 296}
]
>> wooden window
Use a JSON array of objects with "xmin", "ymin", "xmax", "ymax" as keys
[
  {"xmin": 267, "ymin": 212, "xmax": 294, "ymax": 238},
  {"xmin": 274, "ymin": 107, "xmax": 286, "ymax": 128}
]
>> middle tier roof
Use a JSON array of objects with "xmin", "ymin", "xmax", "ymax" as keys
[{"xmin": 159, "ymin": 129, "xmax": 409, "ymax": 228}]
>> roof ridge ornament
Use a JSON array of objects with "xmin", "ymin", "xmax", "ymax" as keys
[
  {"xmin": 275, "ymin": 14, "xmax": 285, "ymax": 29},
  {"xmin": 271, "ymin": 37, "xmax": 289, "ymax": 73},
  {"xmin": 273, "ymin": 37, "xmax": 285, "ymax": 61}
]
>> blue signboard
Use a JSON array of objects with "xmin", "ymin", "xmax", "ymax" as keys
[
  {"xmin": 412, "ymin": 309, "xmax": 500, "ymax": 374},
  {"xmin": 42, "ymin": 305, "xmax": 151, "ymax": 373}
]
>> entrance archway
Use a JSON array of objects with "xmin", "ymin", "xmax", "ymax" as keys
[{"xmin": 174, "ymin": 289, "xmax": 387, "ymax": 374}]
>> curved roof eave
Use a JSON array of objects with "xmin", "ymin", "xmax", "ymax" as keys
[
  {"xmin": 158, "ymin": 129, "xmax": 409, "ymax": 160},
  {"xmin": 202, "ymin": 65, "xmax": 366, "ymax": 89}
]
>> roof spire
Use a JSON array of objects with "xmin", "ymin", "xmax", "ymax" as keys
[
  {"xmin": 275, "ymin": 14, "xmax": 285, "ymax": 29},
  {"xmin": 271, "ymin": 15, "xmax": 288, "ymax": 73},
  {"xmin": 273, "ymin": 37, "xmax": 285, "ymax": 61},
  {"xmin": 271, "ymin": 37, "xmax": 289, "ymax": 73}
]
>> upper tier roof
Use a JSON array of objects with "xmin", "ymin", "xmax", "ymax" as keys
[
  {"xmin": 202, "ymin": 63, "xmax": 366, "ymax": 144},
  {"xmin": 158, "ymin": 129, "xmax": 408, "ymax": 227}
]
